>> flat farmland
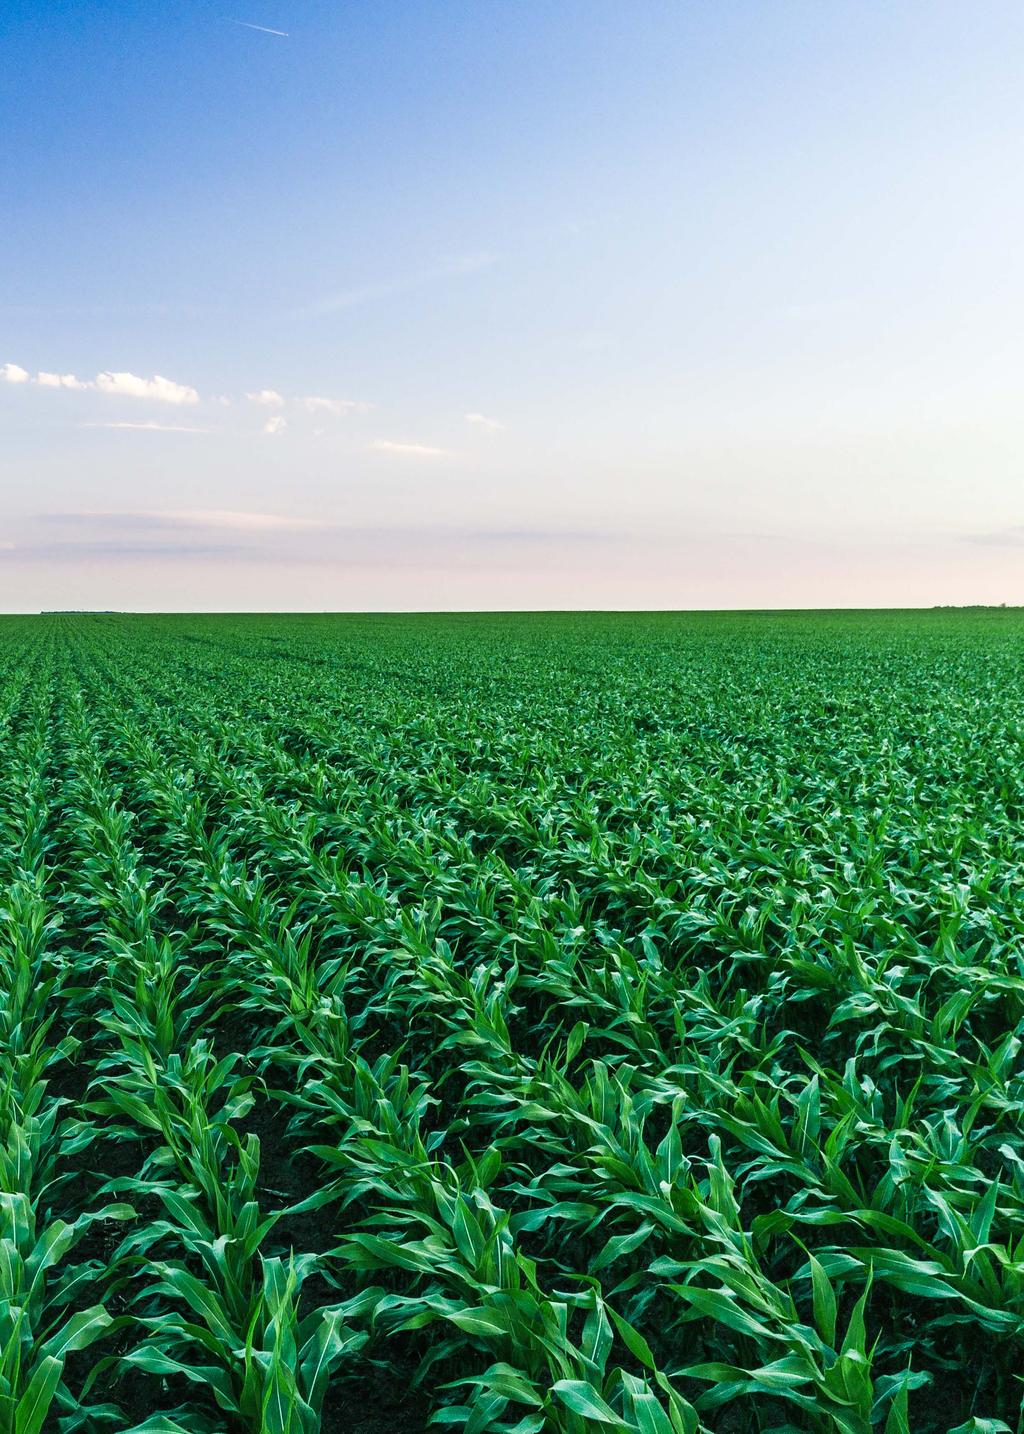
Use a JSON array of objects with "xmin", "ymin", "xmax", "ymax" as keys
[{"xmin": 2, "ymin": 610, "xmax": 1023, "ymax": 1432}]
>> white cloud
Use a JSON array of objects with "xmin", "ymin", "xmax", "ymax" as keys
[
  {"xmin": 246, "ymin": 389, "xmax": 284, "ymax": 406},
  {"xmin": 368, "ymin": 439, "xmax": 453, "ymax": 459},
  {"xmin": 95, "ymin": 371, "xmax": 199, "ymax": 404},
  {"xmin": 1, "ymin": 362, "xmax": 198, "ymax": 403},
  {"xmin": 38, "ymin": 371, "xmax": 91, "ymax": 390},
  {"xmin": 52, "ymin": 508, "xmax": 322, "ymax": 531},
  {"xmin": 159, "ymin": 509, "xmax": 320, "ymax": 530},
  {"xmin": 465, "ymin": 412, "xmax": 505, "ymax": 430},
  {"xmin": 264, "ymin": 415, "xmax": 287, "ymax": 436},
  {"xmin": 82, "ymin": 421, "xmax": 209, "ymax": 433},
  {"xmin": 299, "ymin": 396, "xmax": 369, "ymax": 416}
]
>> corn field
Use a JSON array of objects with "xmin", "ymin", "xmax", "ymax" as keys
[{"xmin": 3, "ymin": 609, "xmax": 1023, "ymax": 1433}]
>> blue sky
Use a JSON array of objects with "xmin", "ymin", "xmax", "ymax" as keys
[{"xmin": 3, "ymin": 0, "xmax": 1024, "ymax": 609}]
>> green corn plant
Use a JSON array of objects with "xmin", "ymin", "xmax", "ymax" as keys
[
  {"xmin": 0, "ymin": 1190, "xmax": 134, "ymax": 1432},
  {"xmin": 121, "ymin": 1250, "xmax": 371, "ymax": 1433}
]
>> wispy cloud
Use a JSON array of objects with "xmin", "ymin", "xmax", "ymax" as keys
[
  {"xmin": 10, "ymin": 506, "xmax": 321, "ymax": 562},
  {"xmin": 3, "ymin": 540, "xmax": 249, "ymax": 561},
  {"xmin": 368, "ymin": 439, "xmax": 454, "ymax": 459},
  {"xmin": 465, "ymin": 412, "xmax": 505, "ymax": 430},
  {"xmin": 8, "ymin": 514, "xmax": 625, "ymax": 568},
  {"xmin": 230, "ymin": 19, "xmax": 289, "ymax": 37},
  {"xmin": 167, "ymin": 509, "xmax": 322, "ymax": 531},
  {"xmin": 42, "ymin": 509, "xmax": 324, "ymax": 533},
  {"xmin": 5, "ymin": 361, "xmax": 373, "ymax": 422},
  {"xmin": 82, "ymin": 421, "xmax": 209, "ymax": 433},
  {"xmin": 264, "ymin": 415, "xmax": 287, "ymax": 436},
  {"xmin": 43, "ymin": 511, "xmax": 610, "ymax": 542},
  {"xmin": 302, "ymin": 252, "xmax": 499, "ymax": 317},
  {"xmin": 244, "ymin": 391, "xmax": 368, "ymax": 417}
]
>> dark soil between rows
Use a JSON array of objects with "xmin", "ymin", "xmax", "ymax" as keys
[{"xmin": 322, "ymin": 1363, "xmax": 433, "ymax": 1433}]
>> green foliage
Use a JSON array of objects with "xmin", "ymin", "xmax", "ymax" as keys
[{"xmin": 0, "ymin": 607, "xmax": 1021, "ymax": 1429}]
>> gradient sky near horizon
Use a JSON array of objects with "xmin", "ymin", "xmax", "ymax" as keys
[{"xmin": 3, "ymin": 0, "xmax": 1024, "ymax": 611}]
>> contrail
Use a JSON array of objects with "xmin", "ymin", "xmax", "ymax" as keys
[{"xmin": 231, "ymin": 19, "xmax": 289, "ymax": 37}]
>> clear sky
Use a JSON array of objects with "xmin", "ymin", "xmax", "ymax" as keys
[{"xmin": 3, "ymin": 1, "xmax": 1023, "ymax": 611}]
